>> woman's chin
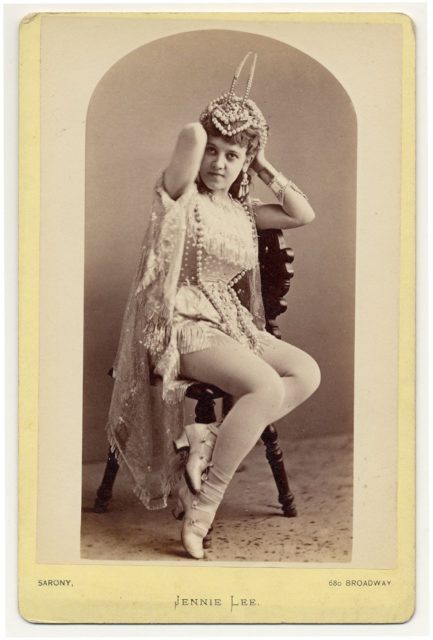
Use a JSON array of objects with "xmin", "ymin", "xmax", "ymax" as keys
[
  {"xmin": 198, "ymin": 175, "xmax": 228, "ymax": 196},
  {"xmin": 200, "ymin": 181, "xmax": 218, "ymax": 194}
]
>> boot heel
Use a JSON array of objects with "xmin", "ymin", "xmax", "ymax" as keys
[
  {"xmin": 184, "ymin": 469, "xmax": 200, "ymax": 496},
  {"xmin": 203, "ymin": 526, "xmax": 213, "ymax": 549},
  {"xmin": 172, "ymin": 477, "xmax": 190, "ymax": 520},
  {"xmin": 172, "ymin": 503, "xmax": 185, "ymax": 521},
  {"xmin": 173, "ymin": 431, "xmax": 190, "ymax": 453}
]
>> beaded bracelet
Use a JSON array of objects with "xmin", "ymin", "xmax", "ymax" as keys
[{"xmin": 268, "ymin": 172, "xmax": 308, "ymax": 204}]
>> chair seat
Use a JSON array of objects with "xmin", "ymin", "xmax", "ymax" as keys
[{"xmin": 185, "ymin": 383, "xmax": 226, "ymax": 401}]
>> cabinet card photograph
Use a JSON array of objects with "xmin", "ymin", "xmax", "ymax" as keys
[{"xmin": 19, "ymin": 11, "xmax": 415, "ymax": 624}]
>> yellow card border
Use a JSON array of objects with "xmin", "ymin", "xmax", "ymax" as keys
[{"xmin": 18, "ymin": 11, "xmax": 415, "ymax": 624}]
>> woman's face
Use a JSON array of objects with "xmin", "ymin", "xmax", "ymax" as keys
[{"xmin": 199, "ymin": 135, "xmax": 249, "ymax": 196}]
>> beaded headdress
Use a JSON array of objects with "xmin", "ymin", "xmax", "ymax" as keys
[{"xmin": 199, "ymin": 52, "xmax": 268, "ymax": 149}]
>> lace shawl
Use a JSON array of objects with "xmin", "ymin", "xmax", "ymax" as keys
[{"xmin": 106, "ymin": 176, "xmax": 266, "ymax": 510}]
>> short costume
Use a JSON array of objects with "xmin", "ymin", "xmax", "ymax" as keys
[
  {"xmin": 106, "ymin": 177, "xmax": 278, "ymax": 509},
  {"xmin": 152, "ymin": 184, "xmax": 276, "ymax": 401}
]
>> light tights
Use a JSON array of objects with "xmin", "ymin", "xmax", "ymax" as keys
[{"xmin": 180, "ymin": 339, "xmax": 321, "ymax": 514}]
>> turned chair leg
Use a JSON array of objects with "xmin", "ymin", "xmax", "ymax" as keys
[
  {"xmin": 261, "ymin": 424, "xmax": 297, "ymax": 517},
  {"xmin": 194, "ymin": 396, "xmax": 218, "ymax": 423},
  {"xmin": 93, "ymin": 448, "xmax": 120, "ymax": 513}
]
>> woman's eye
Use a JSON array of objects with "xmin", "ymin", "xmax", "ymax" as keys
[{"xmin": 227, "ymin": 153, "xmax": 237, "ymax": 160}]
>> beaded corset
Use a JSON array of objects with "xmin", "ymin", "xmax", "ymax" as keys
[{"xmin": 175, "ymin": 192, "xmax": 259, "ymax": 344}]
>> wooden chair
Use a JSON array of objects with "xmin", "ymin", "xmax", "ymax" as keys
[{"xmin": 93, "ymin": 229, "xmax": 298, "ymax": 520}]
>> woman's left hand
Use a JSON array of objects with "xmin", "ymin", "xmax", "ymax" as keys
[{"xmin": 250, "ymin": 148, "xmax": 267, "ymax": 174}]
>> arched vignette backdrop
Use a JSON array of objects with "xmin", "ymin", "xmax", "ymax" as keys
[{"xmin": 83, "ymin": 30, "xmax": 357, "ymax": 463}]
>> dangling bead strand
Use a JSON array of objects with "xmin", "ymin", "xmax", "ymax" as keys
[
  {"xmin": 229, "ymin": 199, "xmax": 260, "ymax": 350},
  {"xmin": 194, "ymin": 204, "xmax": 236, "ymax": 338}
]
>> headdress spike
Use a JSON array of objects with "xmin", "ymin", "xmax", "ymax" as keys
[
  {"xmin": 200, "ymin": 52, "xmax": 268, "ymax": 148},
  {"xmin": 228, "ymin": 51, "xmax": 254, "ymax": 99},
  {"xmin": 242, "ymin": 53, "xmax": 257, "ymax": 105}
]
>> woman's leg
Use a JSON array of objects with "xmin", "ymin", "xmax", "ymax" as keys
[
  {"xmin": 179, "ymin": 340, "xmax": 285, "ymax": 556},
  {"xmin": 180, "ymin": 337, "xmax": 319, "ymax": 483},
  {"xmin": 178, "ymin": 337, "xmax": 320, "ymax": 558},
  {"xmin": 181, "ymin": 341, "xmax": 284, "ymax": 478}
]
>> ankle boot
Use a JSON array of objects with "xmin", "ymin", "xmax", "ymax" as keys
[
  {"xmin": 172, "ymin": 477, "xmax": 213, "ymax": 549},
  {"xmin": 179, "ymin": 465, "xmax": 232, "ymax": 560},
  {"xmin": 173, "ymin": 422, "xmax": 219, "ymax": 494},
  {"xmin": 177, "ymin": 483, "xmax": 218, "ymax": 560}
]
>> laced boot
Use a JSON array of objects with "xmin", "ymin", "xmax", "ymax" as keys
[
  {"xmin": 178, "ymin": 485, "xmax": 217, "ymax": 560},
  {"xmin": 173, "ymin": 422, "xmax": 219, "ymax": 494},
  {"xmin": 180, "ymin": 466, "xmax": 231, "ymax": 560},
  {"xmin": 172, "ymin": 477, "xmax": 213, "ymax": 549}
]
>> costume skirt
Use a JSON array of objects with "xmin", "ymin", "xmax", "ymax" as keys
[{"xmin": 152, "ymin": 283, "xmax": 278, "ymax": 403}]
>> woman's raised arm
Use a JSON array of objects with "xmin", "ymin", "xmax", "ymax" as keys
[
  {"xmin": 251, "ymin": 149, "xmax": 316, "ymax": 230},
  {"xmin": 163, "ymin": 123, "xmax": 207, "ymax": 200}
]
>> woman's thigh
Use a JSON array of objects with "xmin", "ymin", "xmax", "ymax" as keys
[{"xmin": 179, "ymin": 337, "xmax": 284, "ymax": 400}]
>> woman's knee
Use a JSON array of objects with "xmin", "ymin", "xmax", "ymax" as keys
[
  {"xmin": 294, "ymin": 352, "xmax": 321, "ymax": 399},
  {"xmin": 261, "ymin": 340, "xmax": 320, "ymax": 398}
]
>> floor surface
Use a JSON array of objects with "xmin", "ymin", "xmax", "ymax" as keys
[{"xmin": 81, "ymin": 432, "xmax": 353, "ymax": 563}]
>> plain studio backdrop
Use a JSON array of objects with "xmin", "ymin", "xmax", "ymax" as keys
[{"xmin": 83, "ymin": 29, "xmax": 356, "ymax": 463}]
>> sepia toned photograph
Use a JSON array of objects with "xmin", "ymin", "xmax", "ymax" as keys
[
  {"xmin": 19, "ymin": 10, "xmax": 415, "ymax": 623},
  {"xmin": 80, "ymin": 29, "xmax": 355, "ymax": 564}
]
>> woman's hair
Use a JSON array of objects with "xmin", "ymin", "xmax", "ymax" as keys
[
  {"xmin": 200, "ymin": 113, "xmax": 264, "ymax": 158},
  {"xmin": 199, "ymin": 114, "xmax": 269, "ymax": 201}
]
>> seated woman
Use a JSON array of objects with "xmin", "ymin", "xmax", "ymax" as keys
[{"xmin": 106, "ymin": 52, "xmax": 320, "ymax": 560}]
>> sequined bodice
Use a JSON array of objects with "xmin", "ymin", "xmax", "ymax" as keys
[{"xmin": 178, "ymin": 192, "xmax": 256, "ymax": 285}]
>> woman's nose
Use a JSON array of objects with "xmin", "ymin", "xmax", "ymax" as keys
[{"xmin": 212, "ymin": 153, "xmax": 225, "ymax": 168}]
